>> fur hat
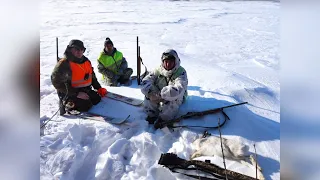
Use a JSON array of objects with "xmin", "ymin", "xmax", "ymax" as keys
[
  {"xmin": 68, "ymin": 39, "xmax": 85, "ymax": 49},
  {"xmin": 159, "ymin": 49, "xmax": 181, "ymax": 77}
]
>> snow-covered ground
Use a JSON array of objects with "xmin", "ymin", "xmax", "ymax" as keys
[{"xmin": 40, "ymin": 0, "xmax": 279, "ymax": 179}]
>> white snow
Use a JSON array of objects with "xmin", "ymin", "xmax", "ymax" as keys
[{"xmin": 40, "ymin": 0, "xmax": 279, "ymax": 179}]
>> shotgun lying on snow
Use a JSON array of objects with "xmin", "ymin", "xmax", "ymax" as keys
[
  {"xmin": 158, "ymin": 153, "xmax": 258, "ymax": 180},
  {"xmin": 154, "ymin": 102, "xmax": 248, "ymax": 129}
]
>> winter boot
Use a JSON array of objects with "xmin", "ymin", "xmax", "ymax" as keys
[
  {"xmin": 119, "ymin": 78, "xmax": 132, "ymax": 86},
  {"xmin": 154, "ymin": 117, "xmax": 164, "ymax": 129},
  {"xmin": 105, "ymin": 78, "xmax": 119, "ymax": 87},
  {"xmin": 65, "ymin": 101, "xmax": 75, "ymax": 113},
  {"xmin": 63, "ymin": 101, "xmax": 81, "ymax": 115},
  {"xmin": 122, "ymin": 68, "xmax": 133, "ymax": 80},
  {"xmin": 119, "ymin": 68, "xmax": 133, "ymax": 86},
  {"xmin": 146, "ymin": 116, "xmax": 158, "ymax": 124}
]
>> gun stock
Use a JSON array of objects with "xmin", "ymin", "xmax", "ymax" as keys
[{"xmin": 159, "ymin": 153, "xmax": 257, "ymax": 180}]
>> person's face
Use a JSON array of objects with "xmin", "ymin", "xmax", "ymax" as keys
[
  {"xmin": 70, "ymin": 47, "xmax": 84, "ymax": 58},
  {"xmin": 105, "ymin": 44, "xmax": 113, "ymax": 52},
  {"xmin": 163, "ymin": 59, "xmax": 175, "ymax": 71}
]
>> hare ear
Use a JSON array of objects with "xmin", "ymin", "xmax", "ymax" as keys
[{"xmin": 191, "ymin": 151, "xmax": 201, "ymax": 159}]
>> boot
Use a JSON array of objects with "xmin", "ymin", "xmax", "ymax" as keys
[
  {"xmin": 146, "ymin": 116, "xmax": 158, "ymax": 124},
  {"xmin": 154, "ymin": 117, "xmax": 164, "ymax": 129},
  {"xmin": 118, "ymin": 68, "xmax": 133, "ymax": 86},
  {"xmin": 105, "ymin": 78, "xmax": 119, "ymax": 87},
  {"xmin": 119, "ymin": 78, "xmax": 132, "ymax": 86},
  {"xmin": 122, "ymin": 68, "xmax": 133, "ymax": 79}
]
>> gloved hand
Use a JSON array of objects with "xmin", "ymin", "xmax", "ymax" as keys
[
  {"xmin": 117, "ymin": 68, "xmax": 124, "ymax": 75},
  {"xmin": 114, "ymin": 75, "xmax": 120, "ymax": 81},
  {"xmin": 77, "ymin": 92, "xmax": 89, "ymax": 100},
  {"xmin": 97, "ymin": 88, "xmax": 107, "ymax": 97}
]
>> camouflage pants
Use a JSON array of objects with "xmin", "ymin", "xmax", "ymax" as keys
[
  {"xmin": 104, "ymin": 68, "xmax": 133, "ymax": 86},
  {"xmin": 143, "ymin": 96, "xmax": 183, "ymax": 121}
]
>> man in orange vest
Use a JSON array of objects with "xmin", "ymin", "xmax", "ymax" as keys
[{"xmin": 51, "ymin": 39, "xmax": 107, "ymax": 114}]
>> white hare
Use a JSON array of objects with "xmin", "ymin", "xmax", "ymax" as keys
[{"xmin": 191, "ymin": 135, "xmax": 265, "ymax": 180}]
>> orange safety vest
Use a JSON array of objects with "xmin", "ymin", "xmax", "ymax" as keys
[{"xmin": 69, "ymin": 60, "xmax": 93, "ymax": 88}]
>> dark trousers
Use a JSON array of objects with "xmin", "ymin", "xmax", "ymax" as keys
[
  {"xmin": 71, "ymin": 89, "xmax": 101, "ymax": 112},
  {"xmin": 104, "ymin": 68, "xmax": 133, "ymax": 86},
  {"xmin": 60, "ymin": 88, "xmax": 101, "ymax": 113}
]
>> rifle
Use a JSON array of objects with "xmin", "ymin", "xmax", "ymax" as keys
[
  {"xmin": 136, "ymin": 36, "xmax": 148, "ymax": 85},
  {"xmin": 41, "ymin": 38, "xmax": 64, "ymax": 129},
  {"xmin": 154, "ymin": 102, "xmax": 248, "ymax": 129},
  {"xmin": 137, "ymin": 36, "xmax": 140, "ymax": 85},
  {"xmin": 158, "ymin": 153, "xmax": 258, "ymax": 180},
  {"xmin": 56, "ymin": 37, "xmax": 67, "ymax": 115}
]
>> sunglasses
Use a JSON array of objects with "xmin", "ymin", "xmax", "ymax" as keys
[{"xmin": 73, "ymin": 46, "xmax": 86, "ymax": 53}]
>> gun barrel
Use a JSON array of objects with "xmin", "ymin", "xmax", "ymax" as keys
[
  {"xmin": 56, "ymin": 37, "xmax": 59, "ymax": 61},
  {"xmin": 220, "ymin": 101, "xmax": 248, "ymax": 109},
  {"xmin": 157, "ymin": 102, "xmax": 248, "ymax": 129},
  {"xmin": 186, "ymin": 101, "xmax": 248, "ymax": 117}
]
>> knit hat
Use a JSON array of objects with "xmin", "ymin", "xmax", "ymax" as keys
[{"xmin": 104, "ymin": 37, "xmax": 113, "ymax": 46}]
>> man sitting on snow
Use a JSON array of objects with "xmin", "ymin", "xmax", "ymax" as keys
[
  {"xmin": 140, "ymin": 49, "xmax": 188, "ymax": 128},
  {"xmin": 51, "ymin": 39, "xmax": 107, "ymax": 115},
  {"xmin": 97, "ymin": 37, "xmax": 133, "ymax": 86}
]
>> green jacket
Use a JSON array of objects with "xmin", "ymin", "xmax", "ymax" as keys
[{"xmin": 97, "ymin": 48, "xmax": 126, "ymax": 79}]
